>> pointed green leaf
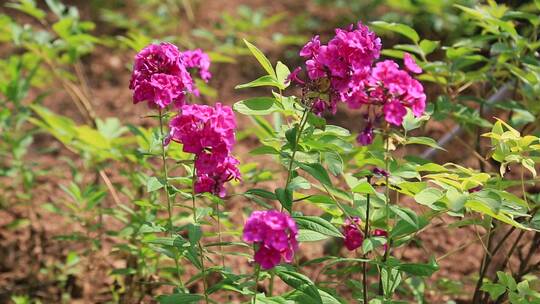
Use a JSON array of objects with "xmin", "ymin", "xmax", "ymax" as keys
[{"xmin": 244, "ymin": 39, "xmax": 275, "ymax": 77}]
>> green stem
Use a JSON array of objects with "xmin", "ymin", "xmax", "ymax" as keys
[
  {"xmin": 158, "ymin": 109, "xmax": 183, "ymax": 289},
  {"xmin": 217, "ymin": 201, "xmax": 225, "ymax": 269},
  {"xmin": 281, "ymin": 107, "xmax": 310, "ymax": 212},
  {"xmin": 285, "ymin": 108, "xmax": 310, "ymax": 186},
  {"xmin": 252, "ymin": 264, "xmax": 261, "ymax": 303},
  {"xmin": 379, "ymin": 132, "xmax": 391, "ymax": 297},
  {"xmin": 362, "ymin": 189, "xmax": 371, "ymax": 304},
  {"xmin": 472, "ymin": 217, "xmax": 494, "ymax": 304},
  {"xmin": 191, "ymin": 161, "xmax": 209, "ymax": 304}
]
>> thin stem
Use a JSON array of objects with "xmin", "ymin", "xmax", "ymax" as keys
[
  {"xmin": 216, "ymin": 201, "xmax": 226, "ymax": 269},
  {"xmin": 492, "ymin": 230, "xmax": 525, "ymax": 304},
  {"xmin": 252, "ymin": 264, "xmax": 261, "ymax": 303},
  {"xmin": 191, "ymin": 162, "xmax": 209, "ymax": 304},
  {"xmin": 472, "ymin": 217, "xmax": 494, "ymax": 304},
  {"xmin": 281, "ymin": 106, "xmax": 310, "ymax": 212},
  {"xmin": 362, "ymin": 191, "xmax": 371, "ymax": 304},
  {"xmin": 158, "ymin": 110, "xmax": 183, "ymax": 288},
  {"xmin": 379, "ymin": 132, "xmax": 391, "ymax": 297},
  {"xmin": 285, "ymin": 108, "xmax": 310, "ymax": 186},
  {"xmin": 158, "ymin": 110, "xmax": 174, "ymax": 233}
]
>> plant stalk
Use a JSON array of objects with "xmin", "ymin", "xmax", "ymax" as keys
[{"xmin": 158, "ymin": 110, "xmax": 184, "ymax": 288}]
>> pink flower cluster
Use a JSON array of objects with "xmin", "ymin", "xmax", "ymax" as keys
[
  {"xmin": 169, "ymin": 103, "xmax": 240, "ymax": 197},
  {"xmin": 299, "ymin": 23, "xmax": 381, "ymax": 115},
  {"xmin": 129, "ymin": 43, "xmax": 211, "ymax": 109},
  {"xmin": 347, "ymin": 58, "xmax": 425, "ymax": 126},
  {"xmin": 294, "ymin": 22, "xmax": 427, "ymax": 139},
  {"xmin": 342, "ymin": 218, "xmax": 388, "ymax": 252},
  {"xmin": 243, "ymin": 210, "xmax": 298, "ymax": 269}
]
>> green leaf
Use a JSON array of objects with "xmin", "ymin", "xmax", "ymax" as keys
[
  {"xmin": 243, "ymin": 39, "xmax": 275, "ymax": 77},
  {"xmin": 146, "ymin": 177, "xmax": 164, "ymax": 192},
  {"xmin": 406, "ymin": 137, "xmax": 446, "ymax": 150},
  {"xmin": 157, "ymin": 293, "xmax": 204, "ymax": 304},
  {"xmin": 307, "ymin": 113, "xmax": 326, "ymax": 130},
  {"xmin": 294, "ymin": 216, "xmax": 343, "ymax": 238},
  {"xmin": 276, "ymin": 188, "xmax": 293, "ymax": 212},
  {"xmin": 419, "ymin": 39, "xmax": 439, "ymax": 56},
  {"xmin": 234, "ymin": 97, "xmax": 278, "ymax": 115},
  {"xmin": 351, "ymin": 180, "xmax": 376, "ymax": 194},
  {"xmin": 371, "ymin": 21, "xmax": 420, "ymax": 43},
  {"xmin": 288, "ymin": 288, "xmax": 342, "ymax": 304},
  {"xmin": 446, "ymin": 188, "xmax": 467, "ymax": 211},
  {"xmin": 362, "ymin": 237, "xmax": 387, "ymax": 253},
  {"xmin": 481, "ymin": 283, "xmax": 506, "ymax": 300},
  {"xmin": 6, "ymin": 0, "xmax": 46, "ymax": 21},
  {"xmin": 381, "ymin": 267, "xmax": 402, "ymax": 296},
  {"xmin": 250, "ymin": 145, "xmax": 280, "ymax": 155},
  {"xmin": 188, "ymin": 224, "xmax": 202, "ymax": 245},
  {"xmin": 286, "ymin": 125, "xmax": 298, "ymax": 150},
  {"xmin": 497, "ymin": 271, "xmax": 517, "ymax": 291},
  {"xmin": 297, "ymin": 229, "xmax": 328, "ymax": 242},
  {"xmin": 275, "ymin": 268, "xmax": 322, "ymax": 304},
  {"xmin": 521, "ymin": 158, "xmax": 536, "ymax": 178},
  {"xmin": 390, "ymin": 213, "xmax": 428, "ymax": 237},
  {"xmin": 323, "ymin": 151, "xmax": 343, "ymax": 176},
  {"xmin": 276, "ymin": 61, "xmax": 291, "ymax": 88},
  {"xmin": 402, "ymin": 109, "xmax": 428, "ymax": 132},
  {"xmin": 235, "ymin": 75, "xmax": 281, "ymax": 89},
  {"xmin": 298, "ymin": 162, "xmax": 332, "ymax": 187},
  {"xmin": 397, "ymin": 258, "xmax": 439, "ymax": 277},
  {"xmin": 245, "ymin": 189, "xmax": 277, "ymax": 200},
  {"xmin": 288, "ymin": 176, "xmax": 311, "ymax": 191},
  {"xmin": 414, "ymin": 188, "xmax": 444, "ymax": 206},
  {"xmin": 390, "ymin": 206, "xmax": 418, "ymax": 229}
]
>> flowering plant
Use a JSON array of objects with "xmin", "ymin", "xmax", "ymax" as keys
[{"xmin": 2, "ymin": 1, "xmax": 540, "ymax": 304}]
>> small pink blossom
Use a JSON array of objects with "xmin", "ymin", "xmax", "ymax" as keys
[
  {"xmin": 356, "ymin": 124, "xmax": 374, "ymax": 146},
  {"xmin": 383, "ymin": 100, "xmax": 407, "ymax": 126},
  {"xmin": 403, "ymin": 53, "xmax": 422, "ymax": 74},
  {"xmin": 286, "ymin": 67, "xmax": 305, "ymax": 85},
  {"xmin": 342, "ymin": 217, "xmax": 364, "ymax": 251},
  {"xmin": 243, "ymin": 210, "xmax": 298, "ymax": 269},
  {"xmin": 181, "ymin": 49, "xmax": 212, "ymax": 82}
]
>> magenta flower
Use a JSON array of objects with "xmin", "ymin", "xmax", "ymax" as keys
[
  {"xmin": 195, "ymin": 155, "xmax": 241, "ymax": 198},
  {"xmin": 383, "ymin": 100, "xmax": 407, "ymax": 126},
  {"xmin": 169, "ymin": 103, "xmax": 240, "ymax": 197},
  {"xmin": 129, "ymin": 43, "xmax": 190, "ymax": 108},
  {"xmin": 356, "ymin": 123, "xmax": 374, "ymax": 146},
  {"xmin": 367, "ymin": 60, "xmax": 426, "ymax": 124},
  {"xmin": 286, "ymin": 67, "xmax": 305, "ymax": 85},
  {"xmin": 129, "ymin": 43, "xmax": 212, "ymax": 109},
  {"xmin": 403, "ymin": 53, "xmax": 422, "ymax": 74},
  {"xmin": 169, "ymin": 103, "xmax": 236, "ymax": 154},
  {"xmin": 342, "ymin": 217, "xmax": 364, "ymax": 251},
  {"xmin": 243, "ymin": 210, "xmax": 298, "ymax": 269},
  {"xmin": 372, "ymin": 167, "xmax": 389, "ymax": 177},
  {"xmin": 298, "ymin": 22, "xmax": 381, "ymax": 114},
  {"xmin": 180, "ymin": 49, "xmax": 212, "ymax": 82},
  {"xmin": 296, "ymin": 23, "xmax": 426, "ymax": 127}
]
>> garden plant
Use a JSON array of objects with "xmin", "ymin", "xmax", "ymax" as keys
[{"xmin": 1, "ymin": 1, "xmax": 540, "ymax": 303}]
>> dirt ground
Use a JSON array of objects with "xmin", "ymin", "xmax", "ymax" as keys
[{"xmin": 1, "ymin": 1, "xmax": 538, "ymax": 303}]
